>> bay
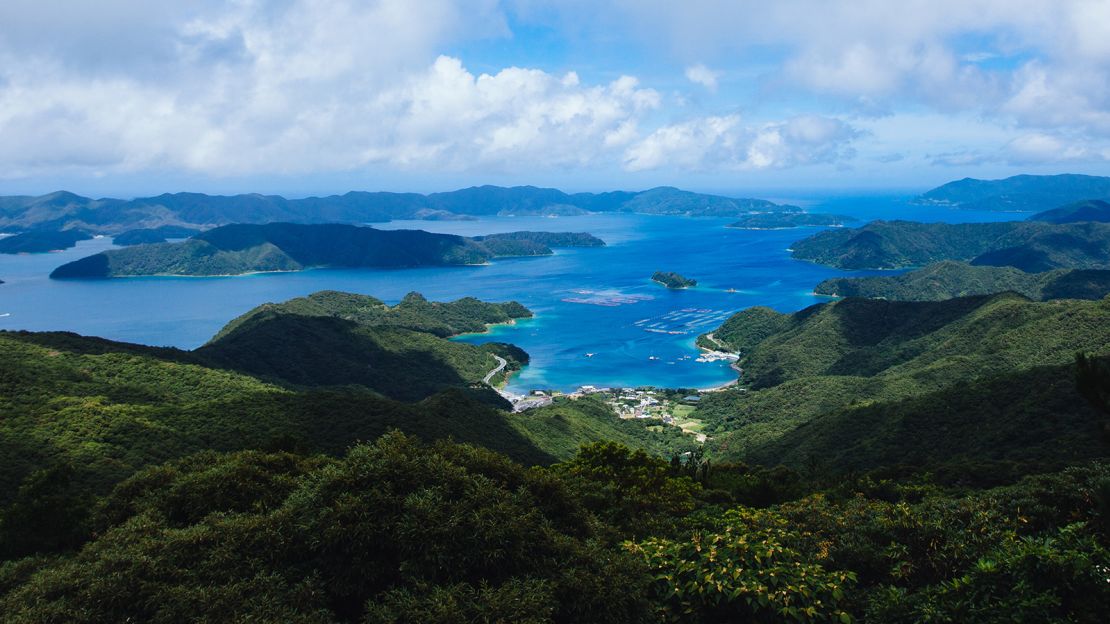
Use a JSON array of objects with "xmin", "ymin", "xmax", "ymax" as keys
[{"xmin": 0, "ymin": 194, "xmax": 1019, "ymax": 393}]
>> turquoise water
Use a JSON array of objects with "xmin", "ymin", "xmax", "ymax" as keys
[{"xmin": 0, "ymin": 195, "xmax": 1019, "ymax": 393}]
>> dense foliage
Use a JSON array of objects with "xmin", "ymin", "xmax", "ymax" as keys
[
  {"xmin": 652, "ymin": 271, "xmax": 698, "ymax": 288},
  {"xmin": 2, "ymin": 431, "xmax": 1106, "ymax": 622},
  {"xmin": 791, "ymin": 219, "xmax": 1110, "ymax": 271},
  {"xmin": 695, "ymin": 293, "xmax": 1110, "ymax": 471},
  {"xmin": 814, "ymin": 261, "xmax": 1110, "ymax": 301}
]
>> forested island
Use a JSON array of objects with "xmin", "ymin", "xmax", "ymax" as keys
[
  {"xmin": 652, "ymin": 271, "xmax": 697, "ymax": 288},
  {"xmin": 49, "ymin": 223, "xmax": 605, "ymax": 278},
  {"xmin": 790, "ymin": 219, "xmax": 1110, "ymax": 271},
  {"xmin": 0, "ymin": 229, "xmax": 91, "ymax": 254},
  {"xmin": 915, "ymin": 173, "xmax": 1110, "ymax": 211},
  {"xmin": 727, "ymin": 212, "xmax": 856, "ymax": 229},
  {"xmin": 815, "ymin": 261, "xmax": 1110, "ymax": 301},
  {"xmin": 1029, "ymin": 198, "xmax": 1110, "ymax": 223},
  {"xmin": 113, "ymin": 225, "xmax": 204, "ymax": 246},
  {"xmin": 0, "ymin": 185, "xmax": 802, "ymax": 233}
]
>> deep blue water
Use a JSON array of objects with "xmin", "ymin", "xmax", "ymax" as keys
[{"xmin": 0, "ymin": 195, "xmax": 1020, "ymax": 393}]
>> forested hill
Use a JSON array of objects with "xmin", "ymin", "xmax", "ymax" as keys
[
  {"xmin": 197, "ymin": 291, "xmax": 532, "ymax": 401},
  {"xmin": 790, "ymin": 219, "xmax": 1110, "ymax": 271},
  {"xmin": 0, "ymin": 185, "xmax": 801, "ymax": 233},
  {"xmin": 916, "ymin": 173, "xmax": 1110, "ymax": 211},
  {"xmin": 0, "ymin": 290, "xmax": 690, "ymax": 501},
  {"xmin": 49, "ymin": 223, "xmax": 604, "ymax": 278},
  {"xmin": 695, "ymin": 293, "xmax": 1110, "ymax": 472},
  {"xmin": 814, "ymin": 261, "xmax": 1110, "ymax": 301},
  {"xmin": 1029, "ymin": 198, "xmax": 1110, "ymax": 223}
]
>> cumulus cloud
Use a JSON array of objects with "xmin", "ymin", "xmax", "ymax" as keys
[
  {"xmin": 624, "ymin": 114, "xmax": 857, "ymax": 171},
  {"xmin": 684, "ymin": 64, "xmax": 720, "ymax": 91}
]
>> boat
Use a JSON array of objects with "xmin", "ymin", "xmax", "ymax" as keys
[{"xmin": 584, "ymin": 353, "xmax": 596, "ymax": 358}]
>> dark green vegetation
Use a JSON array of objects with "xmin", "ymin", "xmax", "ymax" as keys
[
  {"xmin": 917, "ymin": 173, "xmax": 1110, "ymax": 211},
  {"xmin": 1030, "ymin": 198, "xmax": 1110, "ymax": 224},
  {"xmin": 815, "ymin": 261, "xmax": 1110, "ymax": 302},
  {"xmin": 697, "ymin": 306, "xmax": 790, "ymax": 354},
  {"xmin": 695, "ymin": 293, "xmax": 1110, "ymax": 473},
  {"xmin": 0, "ymin": 334, "xmax": 687, "ymax": 508},
  {"xmin": 2, "ymin": 284, "xmax": 1109, "ymax": 620},
  {"xmin": 198, "ymin": 291, "xmax": 531, "ymax": 401},
  {"xmin": 112, "ymin": 225, "xmax": 203, "ymax": 246},
  {"xmin": 728, "ymin": 212, "xmax": 857, "ymax": 229},
  {"xmin": 50, "ymin": 223, "xmax": 604, "ymax": 278},
  {"xmin": 0, "ymin": 186, "xmax": 799, "ymax": 233},
  {"xmin": 0, "ymin": 229, "xmax": 91, "ymax": 254},
  {"xmin": 652, "ymin": 271, "xmax": 697, "ymax": 289},
  {"xmin": 791, "ymin": 219, "xmax": 1110, "ymax": 271}
]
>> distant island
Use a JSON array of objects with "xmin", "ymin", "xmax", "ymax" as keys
[
  {"xmin": 652, "ymin": 271, "xmax": 697, "ymax": 289},
  {"xmin": 0, "ymin": 185, "xmax": 801, "ymax": 234},
  {"xmin": 1029, "ymin": 199, "xmax": 1110, "ymax": 224},
  {"xmin": 114, "ymin": 225, "xmax": 204, "ymax": 246},
  {"xmin": 0, "ymin": 229, "xmax": 91, "ymax": 254},
  {"xmin": 814, "ymin": 261, "xmax": 1110, "ymax": 301},
  {"xmin": 50, "ymin": 223, "xmax": 605, "ymax": 278},
  {"xmin": 790, "ymin": 219, "xmax": 1110, "ymax": 271},
  {"xmin": 727, "ymin": 212, "xmax": 856, "ymax": 229},
  {"xmin": 915, "ymin": 173, "xmax": 1110, "ymax": 212}
]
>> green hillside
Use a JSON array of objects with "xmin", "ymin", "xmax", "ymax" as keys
[
  {"xmin": 791, "ymin": 219, "xmax": 1110, "ymax": 271},
  {"xmin": 814, "ymin": 261, "xmax": 1110, "ymax": 301},
  {"xmin": 0, "ymin": 326, "xmax": 688, "ymax": 505},
  {"xmin": 1029, "ymin": 198, "xmax": 1110, "ymax": 223},
  {"xmin": 695, "ymin": 294, "xmax": 1110, "ymax": 468},
  {"xmin": 50, "ymin": 223, "xmax": 604, "ymax": 278}
]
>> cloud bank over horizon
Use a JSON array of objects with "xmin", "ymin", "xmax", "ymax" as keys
[{"xmin": 0, "ymin": 0, "xmax": 1107, "ymax": 194}]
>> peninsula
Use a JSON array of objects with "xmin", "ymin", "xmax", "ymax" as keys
[
  {"xmin": 49, "ymin": 223, "xmax": 605, "ymax": 278},
  {"xmin": 0, "ymin": 229, "xmax": 91, "ymax": 254},
  {"xmin": 727, "ymin": 212, "xmax": 856, "ymax": 229},
  {"xmin": 652, "ymin": 271, "xmax": 697, "ymax": 289}
]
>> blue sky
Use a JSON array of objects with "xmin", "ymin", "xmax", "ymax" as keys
[{"xmin": 0, "ymin": 0, "xmax": 1108, "ymax": 197}]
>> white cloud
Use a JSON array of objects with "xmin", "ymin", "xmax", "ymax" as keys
[
  {"xmin": 624, "ymin": 114, "xmax": 857, "ymax": 171},
  {"xmin": 684, "ymin": 64, "xmax": 720, "ymax": 91}
]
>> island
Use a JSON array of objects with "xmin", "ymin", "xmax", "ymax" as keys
[
  {"xmin": 727, "ymin": 212, "xmax": 856, "ymax": 229},
  {"xmin": 914, "ymin": 173, "xmax": 1110, "ymax": 212},
  {"xmin": 652, "ymin": 271, "xmax": 697, "ymax": 289},
  {"xmin": 0, "ymin": 185, "xmax": 802, "ymax": 233},
  {"xmin": 1029, "ymin": 199, "xmax": 1110, "ymax": 224},
  {"xmin": 0, "ymin": 229, "xmax": 91, "ymax": 254},
  {"xmin": 789, "ymin": 219, "xmax": 1110, "ymax": 271},
  {"xmin": 49, "ymin": 222, "xmax": 606, "ymax": 278},
  {"xmin": 113, "ymin": 225, "xmax": 204, "ymax": 246},
  {"xmin": 814, "ymin": 261, "xmax": 1110, "ymax": 301}
]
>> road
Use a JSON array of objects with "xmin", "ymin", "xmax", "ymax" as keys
[{"xmin": 483, "ymin": 355, "xmax": 507, "ymax": 385}]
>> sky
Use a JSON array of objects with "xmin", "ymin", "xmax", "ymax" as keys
[{"xmin": 1, "ymin": 0, "xmax": 1109, "ymax": 197}]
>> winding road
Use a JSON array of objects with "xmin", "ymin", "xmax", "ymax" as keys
[{"xmin": 483, "ymin": 355, "xmax": 507, "ymax": 385}]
